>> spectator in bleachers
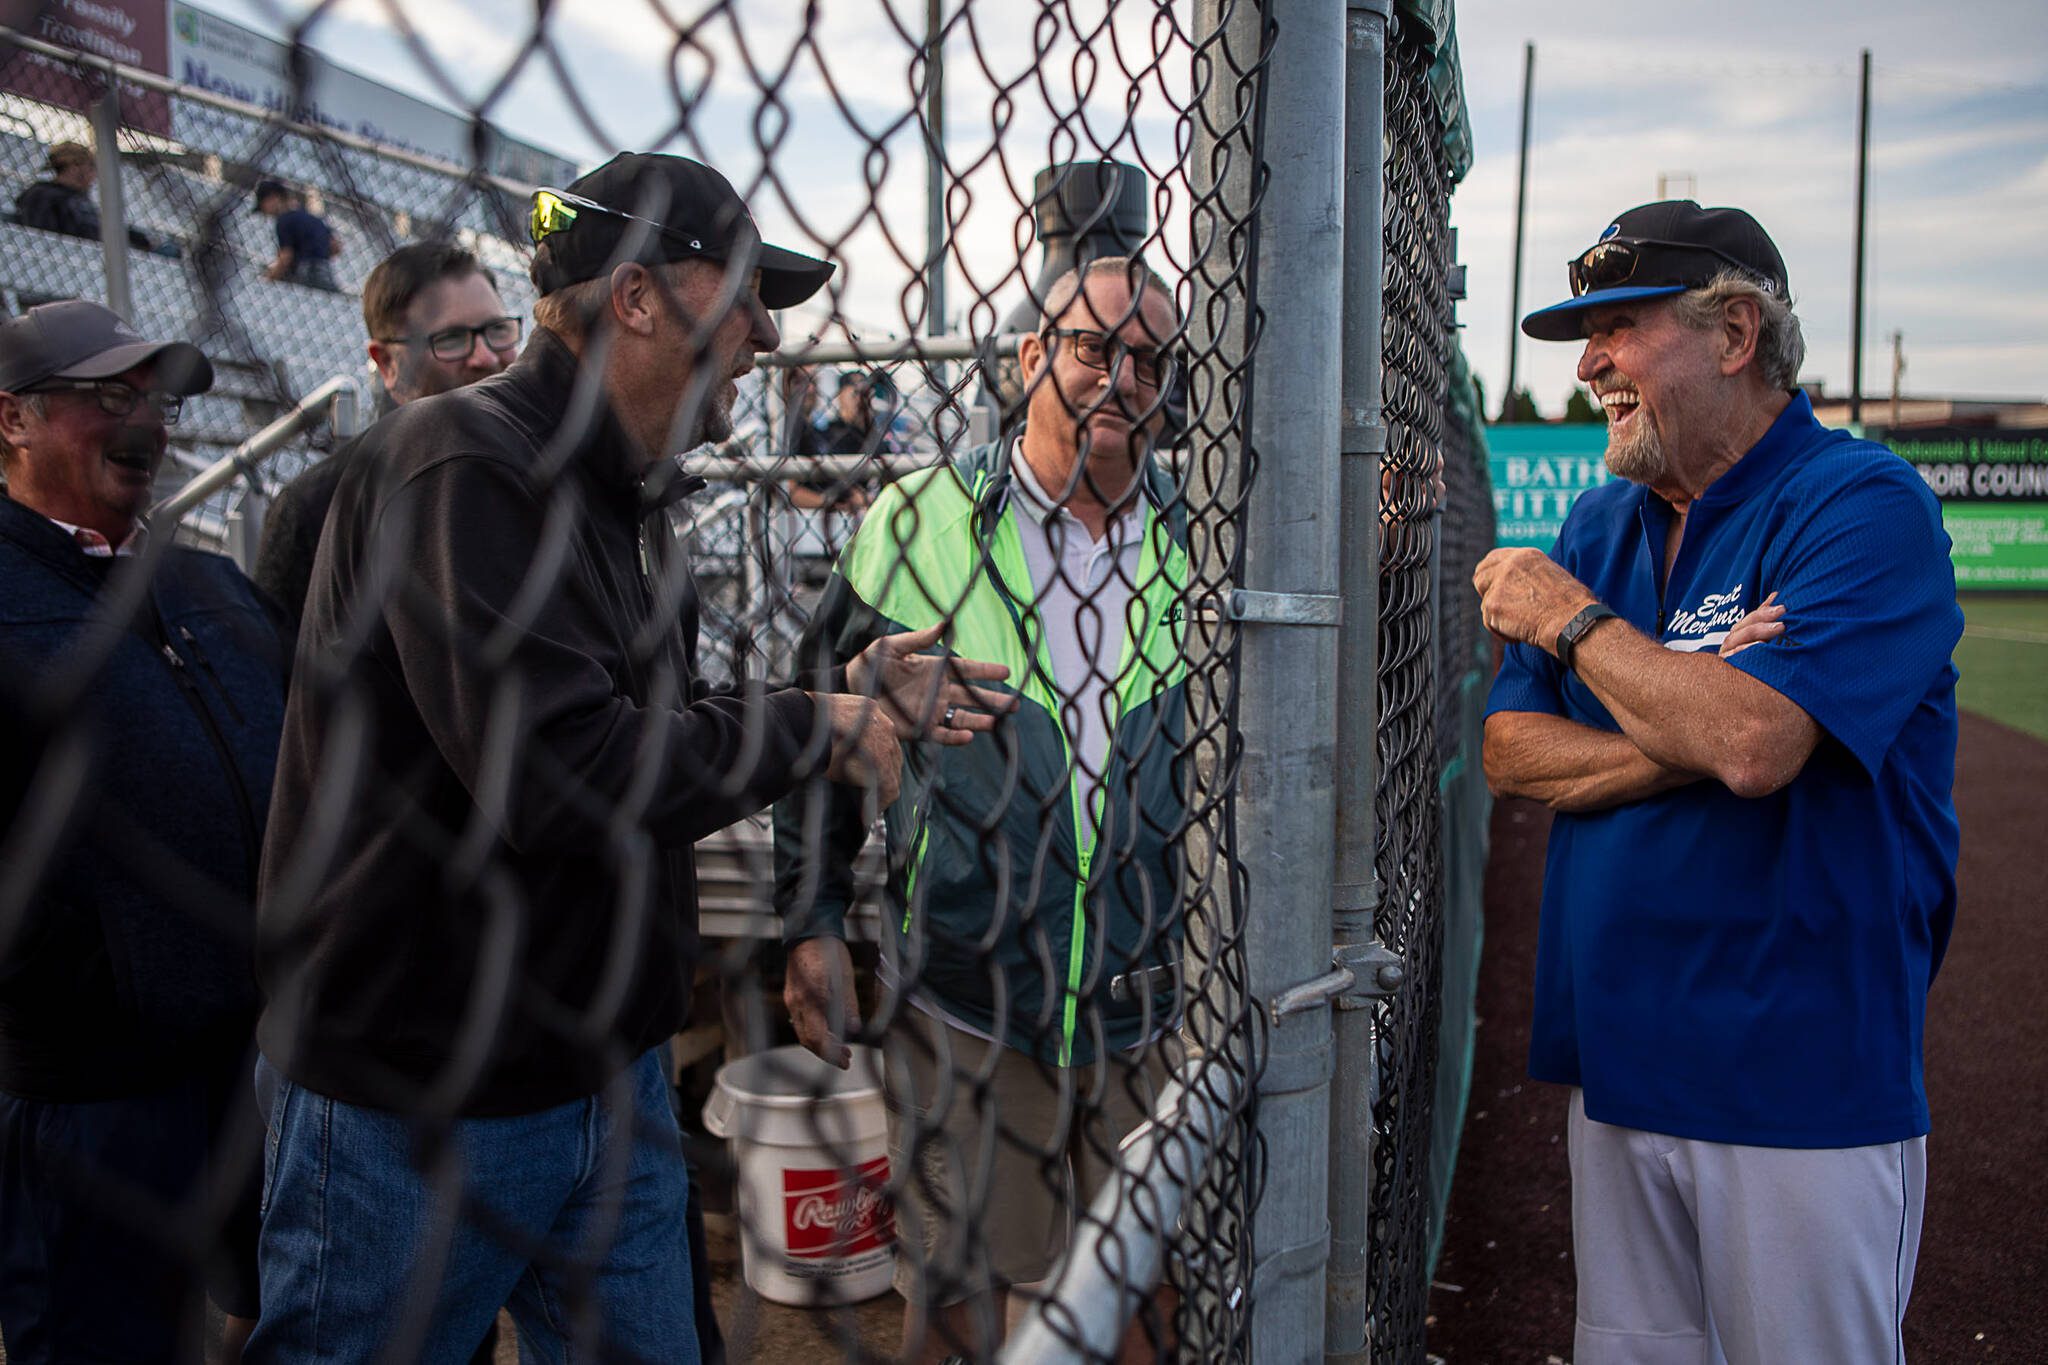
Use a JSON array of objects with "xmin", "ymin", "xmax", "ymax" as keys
[
  {"xmin": 253, "ymin": 241, "xmax": 520, "ymax": 629},
  {"xmin": 253, "ymin": 179, "xmax": 342, "ymax": 292},
  {"xmin": 785, "ymin": 367, "xmax": 906, "ymax": 513},
  {"xmin": 12, "ymin": 140, "xmax": 164, "ymax": 255},
  {"xmin": 815, "ymin": 366, "xmax": 908, "ymax": 457},
  {"xmin": 0, "ymin": 300, "xmax": 283, "ymax": 1364}
]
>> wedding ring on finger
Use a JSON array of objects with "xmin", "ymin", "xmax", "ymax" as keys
[{"xmin": 943, "ymin": 704, "xmax": 958, "ymax": 728}]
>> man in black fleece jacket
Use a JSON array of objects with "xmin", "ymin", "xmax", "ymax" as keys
[{"xmin": 247, "ymin": 154, "xmax": 1009, "ymax": 1361}]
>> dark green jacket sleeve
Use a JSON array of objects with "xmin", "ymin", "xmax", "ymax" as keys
[{"xmin": 772, "ymin": 567, "xmax": 893, "ymax": 943}]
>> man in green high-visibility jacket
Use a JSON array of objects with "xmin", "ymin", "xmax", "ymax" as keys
[{"xmin": 774, "ymin": 255, "xmax": 1189, "ymax": 1361}]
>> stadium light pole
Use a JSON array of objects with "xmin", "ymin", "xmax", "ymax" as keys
[
  {"xmin": 1502, "ymin": 42, "xmax": 1534, "ymax": 421},
  {"xmin": 1850, "ymin": 48, "xmax": 1871, "ymax": 427}
]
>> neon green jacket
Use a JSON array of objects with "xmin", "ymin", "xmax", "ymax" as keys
[{"xmin": 772, "ymin": 440, "xmax": 1189, "ymax": 1067}]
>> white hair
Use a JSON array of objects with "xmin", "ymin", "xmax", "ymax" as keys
[{"xmin": 1670, "ymin": 268, "xmax": 1806, "ymax": 391}]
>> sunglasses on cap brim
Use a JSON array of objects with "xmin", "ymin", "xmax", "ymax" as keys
[
  {"xmin": 528, "ymin": 187, "xmax": 711, "ymax": 254},
  {"xmin": 1568, "ymin": 237, "xmax": 1774, "ymax": 299}
]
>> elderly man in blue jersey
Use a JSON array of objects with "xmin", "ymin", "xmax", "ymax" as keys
[{"xmin": 1474, "ymin": 200, "xmax": 1961, "ymax": 1364}]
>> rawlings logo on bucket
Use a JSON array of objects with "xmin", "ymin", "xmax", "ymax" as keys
[{"xmin": 783, "ymin": 1156, "xmax": 894, "ymax": 1261}]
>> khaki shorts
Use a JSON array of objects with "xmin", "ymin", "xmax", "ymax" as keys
[{"xmin": 882, "ymin": 1010, "xmax": 1174, "ymax": 1306}]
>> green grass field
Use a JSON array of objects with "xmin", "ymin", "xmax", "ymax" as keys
[{"xmin": 1956, "ymin": 592, "xmax": 2048, "ymax": 741}]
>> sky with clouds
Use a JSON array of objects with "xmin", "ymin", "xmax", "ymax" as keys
[{"xmin": 201, "ymin": 0, "xmax": 2046, "ymax": 415}]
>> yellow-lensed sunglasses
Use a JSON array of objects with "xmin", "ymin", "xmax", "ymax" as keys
[{"xmin": 528, "ymin": 187, "xmax": 706, "ymax": 252}]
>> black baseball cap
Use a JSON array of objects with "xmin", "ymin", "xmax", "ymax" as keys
[
  {"xmin": 529, "ymin": 152, "xmax": 834, "ymax": 309},
  {"xmin": 0, "ymin": 300, "xmax": 214, "ymax": 396},
  {"xmin": 1522, "ymin": 200, "xmax": 1790, "ymax": 342},
  {"xmin": 251, "ymin": 177, "xmax": 289, "ymax": 212}
]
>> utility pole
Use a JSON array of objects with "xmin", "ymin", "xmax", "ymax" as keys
[
  {"xmin": 1850, "ymin": 49, "xmax": 1871, "ymax": 426},
  {"xmin": 924, "ymin": 0, "xmax": 947, "ymax": 339},
  {"xmin": 1889, "ymin": 329, "xmax": 1906, "ymax": 431},
  {"xmin": 1503, "ymin": 41, "xmax": 1534, "ymax": 422}
]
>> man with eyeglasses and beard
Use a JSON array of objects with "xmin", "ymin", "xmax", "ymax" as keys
[
  {"xmin": 776, "ymin": 256, "xmax": 1186, "ymax": 1363},
  {"xmin": 247, "ymin": 153, "xmax": 1008, "ymax": 1362},
  {"xmin": 254, "ymin": 241, "xmax": 523, "ymax": 633},
  {"xmin": 1474, "ymin": 201, "xmax": 1961, "ymax": 1364},
  {"xmin": 0, "ymin": 301, "xmax": 286, "ymax": 1362}
]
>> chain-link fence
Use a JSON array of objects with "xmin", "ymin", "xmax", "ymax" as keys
[{"xmin": 0, "ymin": 1, "xmax": 1487, "ymax": 1360}]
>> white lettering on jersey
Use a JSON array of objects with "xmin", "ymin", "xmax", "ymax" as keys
[{"xmin": 1664, "ymin": 582, "xmax": 1746, "ymax": 652}]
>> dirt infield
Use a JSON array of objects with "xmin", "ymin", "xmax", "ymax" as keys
[{"xmin": 1427, "ymin": 709, "xmax": 2048, "ymax": 1364}]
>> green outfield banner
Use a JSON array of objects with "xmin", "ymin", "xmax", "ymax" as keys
[{"xmin": 1885, "ymin": 428, "xmax": 2048, "ymax": 589}]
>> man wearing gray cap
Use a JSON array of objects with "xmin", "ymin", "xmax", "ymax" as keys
[
  {"xmin": 1476, "ymin": 202, "xmax": 1960, "ymax": 1363},
  {"xmin": 0, "ymin": 300, "xmax": 285, "ymax": 1361},
  {"xmin": 248, "ymin": 153, "xmax": 1010, "ymax": 1360}
]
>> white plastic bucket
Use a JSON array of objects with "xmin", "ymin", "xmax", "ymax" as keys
[{"xmin": 702, "ymin": 1044, "xmax": 896, "ymax": 1305}]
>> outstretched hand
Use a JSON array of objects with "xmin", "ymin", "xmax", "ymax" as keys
[{"xmin": 848, "ymin": 622, "xmax": 1017, "ymax": 745}]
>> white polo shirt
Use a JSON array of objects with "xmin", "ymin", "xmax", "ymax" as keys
[{"xmin": 1006, "ymin": 443, "xmax": 1146, "ymax": 849}]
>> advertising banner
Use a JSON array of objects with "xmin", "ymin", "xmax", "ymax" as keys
[
  {"xmin": 168, "ymin": 3, "xmax": 577, "ymax": 186},
  {"xmin": 0, "ymin": 0, "xmax": 173, "ymax": 136},
  {"xmin": 1485, "ymin": 423, "xmax": 1613, "ymax": 552},
  {"xmin": 1886, "ymin": 428, "xmax": 2048, "ymax": 589}
]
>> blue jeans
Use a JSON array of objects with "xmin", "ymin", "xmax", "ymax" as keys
[{"xmin": 246, "ymin": 1047, "xmax": 700, "ymax": 1365}]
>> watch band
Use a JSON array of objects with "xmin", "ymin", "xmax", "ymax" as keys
[{"xmin": 1555, "ymin": 602, "xmax": 1619, "ymax": 673}]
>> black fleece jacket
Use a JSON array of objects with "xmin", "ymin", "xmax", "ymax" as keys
[{"xmin": 255, "ymin": 329, "xmax": 823, "ymax": 1116}]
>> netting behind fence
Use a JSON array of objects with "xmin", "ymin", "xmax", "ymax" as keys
[{"xmin": 1368, "ymin": 8, "xmax": 1460, "ymax": 1359}]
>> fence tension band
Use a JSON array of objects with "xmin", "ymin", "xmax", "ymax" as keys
[
  {"xmin": 1266, "ymin": 941, "xmax": 1405, "ymax": 1023},
  {"xmin": 1341, "ymin": 422, "xmax": 1388, "ymax": 456},
  {"xmin": 1222, "ymin": 589, "xmax": 1342, "ymax": 627}
]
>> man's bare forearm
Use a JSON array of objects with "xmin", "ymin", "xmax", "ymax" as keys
[
  {"xmin": 1568, "ymin": 620, "xmax": 1819, "ymax": 799},
  {"xmin": 1473, "ymin": 549, "xmax": 1822, "ymax": 800},
  {"xmin": 1483, "ymin": 710, "xmax": 1700, "ymax": 813}
]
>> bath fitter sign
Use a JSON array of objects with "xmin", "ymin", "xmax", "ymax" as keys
[{"xmin": 1485, "ymin": 424, "xmax": 1614, "ymax": 552}]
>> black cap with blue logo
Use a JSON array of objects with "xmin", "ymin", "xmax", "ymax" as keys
[{"xmin": 1521, "ymin": 200, "xmax": 1789, "ymax": 342}]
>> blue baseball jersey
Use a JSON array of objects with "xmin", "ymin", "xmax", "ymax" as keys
[{"xmin": 1486, "ymin": 392, "xmax": 1962, "ymax": 1148}]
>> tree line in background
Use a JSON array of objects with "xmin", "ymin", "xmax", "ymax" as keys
[{"xmin": 1477, "ymin": 375, "xmax": 1600, "ymax": 424}]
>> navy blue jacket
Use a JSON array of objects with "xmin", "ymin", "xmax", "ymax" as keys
[{"xmin": 0, "ymin": 494, "xmax": 288, "ymax": 1100}]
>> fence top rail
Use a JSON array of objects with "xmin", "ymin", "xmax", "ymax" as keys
[{"xmin": 763, "ymin": 333, "xmax": 1022, "ymax": 367}]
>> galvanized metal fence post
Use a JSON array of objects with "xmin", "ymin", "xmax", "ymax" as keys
[
  {"xmin": 1192, "ymin": 0, "xmax": 1350, "ymax": 1356},
  {"xmin": 89, "ymin": 85, "xmax": 132, "ymax": 321},
  {"xmin": 1326, "ymin": 1, "xmax": 1391, "ymax": 1358}
]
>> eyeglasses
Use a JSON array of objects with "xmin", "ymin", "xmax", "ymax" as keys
[
  {"xmin": 1044, "ymin": 328, "xmax": 1180, "ymax": 388},
  {"xmin": 1568, "ymin": 237, "xmax": 1774, "ymax": 299},
  {"xmin": 529, "ymin": 187, "xmax": 706, "ymax": 252},
  {"xmin": 378, "ymin": 317, "xmax": 524, "ymax": 361},
  {"xmin": 28, "ymin": 379, "xmax": 183, "ymax": 424}
]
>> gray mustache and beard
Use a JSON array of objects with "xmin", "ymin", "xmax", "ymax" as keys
[{"xmin": 1600, "ymin": 389, "xmax": 1668, "ymax": 485}]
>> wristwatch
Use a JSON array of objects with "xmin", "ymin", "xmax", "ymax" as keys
[{"xmin": 1555, "ymin": 602, "xmax": 1619, "ymax": 673}]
